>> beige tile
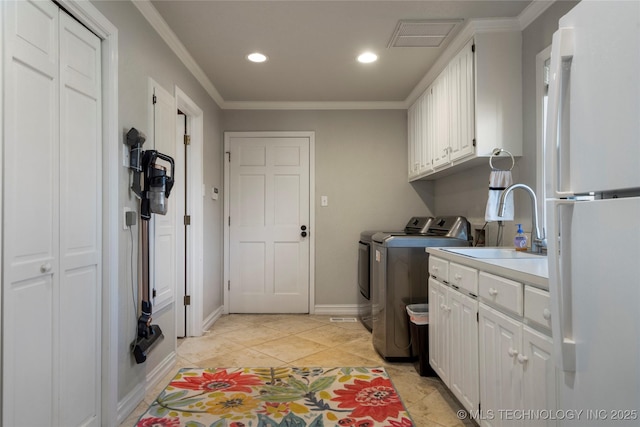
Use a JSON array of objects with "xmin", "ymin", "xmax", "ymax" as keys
[
  {"xmin": 260, "ymin": 315, "xmax": 327, "ymax": 334},
  {"xmin": 252, "ymin": 335, "xmax": 330, "ymax": 363},
  {"xmin": 176, "ymin": 333, "xmax": 245, "ymax": 364},
  {"xmin": 216, "ymin": 324, "xmax": 291, "ymax": 347},
  {"xmin": 291, "ymin": 346, "xmax": 385, "ymax": 368},
  {"xmin": 295, "ymin": 323, "xmax": 368, "ymax": 347},
  {"xmin": 196, "ymin": 347, "xmax": 288, "ymax": 368},
  {"xmin": 412, "ymin": 388, "xmax": 468, "ymax": 427}
]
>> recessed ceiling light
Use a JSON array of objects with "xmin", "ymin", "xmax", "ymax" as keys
[
  {"xmin": 357, "ymin": 52, "xmax": 378, "ymax": 64},
  {"xmin": 247, "ymin": 52, "xmax": 268, "ymax": 63}
]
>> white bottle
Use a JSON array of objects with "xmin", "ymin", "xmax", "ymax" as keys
[{"xmin": 514, "ymin": 224, "xmax": 528, "ymax": 251}]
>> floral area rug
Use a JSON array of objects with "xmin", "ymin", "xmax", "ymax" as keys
[{"xmin": 136, "ymin": 367, "xmax": 414, "ymax": 427}]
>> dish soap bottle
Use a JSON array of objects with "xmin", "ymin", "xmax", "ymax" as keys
[{"xmin": 514, "ymin": 224, "xmax": 528, "ymax": 251}]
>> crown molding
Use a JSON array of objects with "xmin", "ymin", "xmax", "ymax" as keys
[
  {"xmin": 222, "ymin": 101, "xmax": 407, "ymax": 110},
  {"xmin": 132, "ymin": 0, "xmax": 225, "ymax": 107},
  {"xmin": 518, "ymin": 0, "xmax": 556, "ymax": 30}
]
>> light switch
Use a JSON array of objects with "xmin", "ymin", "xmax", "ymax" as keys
[{"xmin": 321, "ymin": 196, "xmax": 328, "ymax": 207}]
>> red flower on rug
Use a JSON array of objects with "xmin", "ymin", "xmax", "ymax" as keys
[
  {"xmin": 169, "ymin": 368, "xmax": 261, "ymax": 393},
  {"xmin": 136, "ymin": 416, "xmax": 180, "ymax": 427},
  {"xmin": 331, "ymin": 377, "xmax": 404, "ymax": 422}
]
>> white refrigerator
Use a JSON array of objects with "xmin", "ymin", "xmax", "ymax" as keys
[{"xmin": 545, "ymin": 1, "xmax": 640, "ymax": 425}]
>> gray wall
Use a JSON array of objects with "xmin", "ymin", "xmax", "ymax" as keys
[
  {"xmin": 222, "ymin": 110, "xmax": 435, "ymax": 305},
  {"xmin": 434, "ymin": 0, "xmax": 579, "ymax": 244},
  {"xmin": 91, "ymin": 0, "xmax": 224, "ymax": 406}
]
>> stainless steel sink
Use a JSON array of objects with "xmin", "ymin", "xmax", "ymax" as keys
[{"xmin": 442, "ymin": 247, "xmax": 545, "ymax": 259}]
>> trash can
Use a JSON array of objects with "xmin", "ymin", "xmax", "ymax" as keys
[{"xmin": 406, "ymin": 304, "xmax": 436, "ymax": 377}]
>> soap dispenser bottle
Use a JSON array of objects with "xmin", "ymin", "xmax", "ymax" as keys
[{"xmin": 514, "ymin": 224, "xmax": 528, "ymax": 251}]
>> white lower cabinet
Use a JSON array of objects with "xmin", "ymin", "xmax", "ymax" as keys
[
  {"xmin": 479, "ymin": 304, "xmax": 557, "ymax": 427},
  {"xmin": 428, "ymin": 255, "xmax": 556, "ymax": 427},
  {"xmin": 428, "ymin": 275, "xmax": 479, "ymax": 413}
]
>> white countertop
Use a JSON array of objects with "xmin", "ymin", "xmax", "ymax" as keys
[{"xmin": 426, "ymin": 247, "xmax": 549, "ymax": 290}]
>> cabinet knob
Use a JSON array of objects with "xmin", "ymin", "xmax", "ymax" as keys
[
  {"xmin": 488, "ymin": 288, "xmax": 498, "ymax": 296},
  {"xmin": 454, "ymin": 273, "xmax": 462, "ymax": 281},
  {"xmin": 542, "ymin": 308, "xmax": 551, "ymax": 320},
  {"xmin": 517, "ymin": 354, "xmax": 529, "ymax": 364},
  {"xmin": 508, "ymin": 347, "xmax": 518, "ymax": 357},
  {"xmin": 40, "ymin": 263, "xmax": 52, "ymax": 273}
]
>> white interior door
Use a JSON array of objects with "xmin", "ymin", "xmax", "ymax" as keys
[
  {"xmin": 149, "ymin": 81, "xmax": 177, "ymax": 312},
  {"xmin": 227, "ymin": 133, "xmax": 310, "ymax": 313},
  {"xmin": 2, "ymin": 2, "xmax": 101, "ymax": 425}
]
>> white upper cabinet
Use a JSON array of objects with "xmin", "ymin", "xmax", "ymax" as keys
[{"xmin": 408, "ymin": 27, "xmax": 522, "ymax": 181}]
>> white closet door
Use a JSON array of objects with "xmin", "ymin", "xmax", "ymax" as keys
[
  {"xmin": 58, "ymin": 11, "xmax": 102, "ymax": 427},
  {"xmin": 2, "ymin": 2, "xmax": 101, "ymax": 425},
  {"xmin": 3, "ymin": 2, "xmax": 60, "ymax": 425}
]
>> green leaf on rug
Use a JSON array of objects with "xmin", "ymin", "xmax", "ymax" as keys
[{"xmin": 308, "ymin": 376, "xmax": 335, "ymax": 393}]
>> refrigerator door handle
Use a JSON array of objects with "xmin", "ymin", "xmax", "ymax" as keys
[
  {"xmin": 545, "ymin": 27, "xmax": 574, "ymax": 198},
  {"xmin": 547, "ymin": 199, "xmax": 576, "ymax": 372}
]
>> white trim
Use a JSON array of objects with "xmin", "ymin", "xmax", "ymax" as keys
[
  {"xmin": 222, "ymin": 101, "xmax": 407, "ymax": 111},
  {"xmin": 132, "ymin": 0, "xmax": 224, "ymax": 107},
  {"xmin": 116, "ymin": 382, "xmax": 145, "ymax": 426},
  {"xmin": 313, "ymin": 304, "xmax": 359, "ymax": 316},
  {"xmin": 519, "ymin": 0, "xmax": 557, "ymax": 30},
  {"xmin": 175, "ymin": 86, "xmax": 205, "ymax": 337},
  {"xmin": 223, "ymin": 131, "xmax": 316, "ymax": 315},
  {"xmin": 56, "ymin": 2, "xmax": 119, "ymax": 426},
  {"xmin": 116, "ymin": 350, "xmax": 177, "ymax": 425},
  {"xmin": 202, "ymin": 306, "xmax": 225, "ymax": 332}
]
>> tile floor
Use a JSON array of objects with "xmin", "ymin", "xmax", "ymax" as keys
[{"xmin": 121, "ymin": 314, "xmax": 475, "ymax": 426}]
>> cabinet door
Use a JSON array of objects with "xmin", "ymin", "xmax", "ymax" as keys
[
  {"xmin": 431, "ymin": 73, "xmax": 450, "ymax": 168},
  {"xmin": 449, "ymin": 39, "xmax": 475, "ymax": 162},
  {"xmin": 449, "ymin": 289, "xmax": 479, "ymax": 413},
  {"xmin": 417, "ymin": 92, "xmax": 431, "ymax": 173},
  {"xmin": 522, "ymin": 327, "xmax": 557, "ymax": 427},
  {"xmin": 428, "ymin": 277, "xmax": 450, "ymax": 384},
  {"xmin": 407, "ymin": 101, "xmax": 419, "ymax": 178},
  {"xmin": 479, "ymin": 304, "xmax": 523, "ymax": 427}
]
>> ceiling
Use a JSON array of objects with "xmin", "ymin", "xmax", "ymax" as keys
[{"xmin": 147, "ymin": 0, "xmax": 536, "ymax": 108}]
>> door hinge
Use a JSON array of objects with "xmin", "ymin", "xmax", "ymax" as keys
[
  {"xmin": 226, "ymin": 151, "xmax": 231, "ymax": 162},
  {"xmin": 184, "ymin": 215, "xmax": 191, "ymax": 226},
  {"xmin": 152, "ymin": 94, "xmax": 157, "ymax": 104},
  {"xmin": 228, "ymin": 216, "xmax": 231, "ymax": 226},
  {"xmin": 152, "ymin": 288, "xmax": 157, "ymax": 298},
  {"xmin": 228, "ymin": 280, "xmax": 231, "ymax": 291},
  {"xmin": 184, "ymin": 134, "xmax": 191, "ymax": 145},
  {"xmin": 472, "ymin": 43, "xmax": 476, "ymax": 53},
  {"xmin": 477, "ymin": 312, "xmax": 479, "ymax": 322},
  {"xmin": 472, "ymin": 138, "xmax": 476, "ymax": 147},
  {"xmin": 184, "ymin": 295, "xmax": 191, "ymax": 306}
]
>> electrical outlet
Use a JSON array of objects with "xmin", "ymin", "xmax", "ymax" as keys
[
  {"xmin": 321, "ymin": 196, "xmax": 329, "ymax": 207},
  {"xmin": 124, "ymin": 208, "xmax": 137, "ymax": 229}
]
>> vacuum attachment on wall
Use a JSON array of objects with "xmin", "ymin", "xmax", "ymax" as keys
[{"xmin": 126, "ymin": 127, "xmax": 175, "ymax": 364}]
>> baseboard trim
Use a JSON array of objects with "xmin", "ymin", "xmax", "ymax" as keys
[
  {"xmin": 116, "ymin": 351, "xmax": 177, "ymax": 425},
  {"xmin": 313, "ymin": 304, "xmax": 359, "ymax": 316},
  {"xmin": 202, "ymin": 305, "xmax": 224, "ymax": 332}
]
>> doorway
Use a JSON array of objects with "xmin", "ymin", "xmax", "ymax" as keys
[
  {"xmin": 175, "ymin": 87, "xmax": 205, "ymax": 337},
  {"xmin": 224, "ymin": 132, "xmax": 316, "ymax": 314}
]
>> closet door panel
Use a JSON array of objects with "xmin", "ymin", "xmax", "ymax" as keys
[
  {"xmin": 58, "ymin": 12, "xmax": 102, "ymax": 427},
  {"xmin": 3, "ymin": 2, "xmax": 59, "ymax": 426}
]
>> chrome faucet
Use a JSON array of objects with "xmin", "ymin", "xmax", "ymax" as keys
[{"xmin": 498, "ymin": 183, "xmax": 547, "ymax": 254}]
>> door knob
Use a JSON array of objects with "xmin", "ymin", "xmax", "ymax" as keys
[
  {"xmin": 301, "ymin": 231, "xmax": 308, "ymax": 237},
  {"xmin": 40, "ymin": 263, "xmax": 52, "ymax": 273}
]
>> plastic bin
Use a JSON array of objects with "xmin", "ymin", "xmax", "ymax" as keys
[
  {"xmin": 406, "ymin": 304, "xmax": 436, "ymax": 377},
  {"xmin": 406, "ymin": 303, "xmax": 429, "ymax": 324}
]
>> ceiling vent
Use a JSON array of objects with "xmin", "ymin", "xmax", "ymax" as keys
[{"xmin": 387, "ymin": 19, "xmax": 463, "ymax": 48}]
